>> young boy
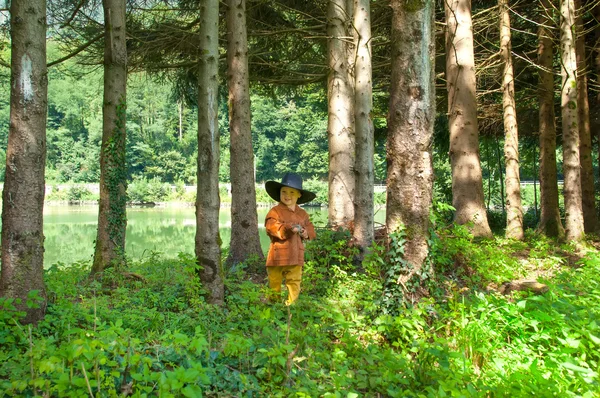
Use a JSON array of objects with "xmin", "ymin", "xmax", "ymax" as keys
[{"xmin": 264, "ymin": 173, "xmax": 316, "ymax": 305}]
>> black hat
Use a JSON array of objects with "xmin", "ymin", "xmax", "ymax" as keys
[{"xmin": 265, "ymin": 173, "xmax": 316, "ymax": 205}]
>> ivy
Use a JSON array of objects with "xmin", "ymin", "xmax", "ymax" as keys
[{"xmin": 103, "ymin": 95, "xmax": 128, "ymax": 262}]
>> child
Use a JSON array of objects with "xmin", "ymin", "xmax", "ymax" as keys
[{"xmin": 264, "ymin": 173, "xmax": 316, "ymax": 305}]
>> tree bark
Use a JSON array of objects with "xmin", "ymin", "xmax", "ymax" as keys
[
  {"xmin": 499, "ymin": 0, "xmax": 523, "ymax": 239},
  {"xmin": 327, "ymin": 0, "xmax": 355, "ymax": 228},
  {"xmin": 388, "ymin": 0, "xmax": 435, "ymax": 281},
  {"xmin": 196, "ymin": 0, "xmax": 223, "ymax": 304},
  {"xmin": 594, "ymin": 3, "xmax": 600, "ymax": 194},
  {"xmin": 560, "ymin": 0, "xmax": 585, "ymax": 241},
  {"xmin": 0, "ymin": 0, "xmax": 48, "ymax": 324},
  {"xmin": 537, "ymin": 0, "xmax": 564, "ymax": 238},
  {"xmin": 92, "ymin": 0, "xmax": 128, "ymax": 274},
  {"xmin": 495, "ymin": 136, "xmax": 505, "ymax": 212},
  {"xmin": 226, "ymin": 0, "xmax": 264, "ymax": 267},
  {"xmin": 485, "ymin": 139, "xmax": 492, "ymax": 209},
  {"xmin": 575, "ymin": 0, "xmax": 597, "ymax": 233},
  {"xmin": 533, "ymin": 146, "xmax": 539, "ymax": 221},
  {"xmin": 352, "ymin": 0, "xmax": 374, "ymax": 255},
  {"xmin": 444, "ymin": 0, "xmax": 492, "ymax": 238}
]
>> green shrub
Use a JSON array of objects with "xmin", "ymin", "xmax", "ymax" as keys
[
  {"xmin": 219, "ymin": 184, "xmax": 231, "ymax": 203},
  {"xmin": 67, "ymin": 185, "xmax": 96, "ymax": 202},
  {"xmin": 45, "ymin": 185, "xmax": 67, "ymax": 201},
  {"xmin": 302, "ymin": 178, "xmax": 328, "ymax": 205},
  {"xmin": 128, "ymin": 177, "xmax": 171, "ymax": 203},
  {"xmin": 374, "ymin": 190, "xmax": 386, "ymax": 206},
  {"xmin": 2, "ymin": 231, "xmax": 600, "ymax": 396},
  {"xmin": 255, "ymin": 185, "xmax": 274, "ymax": 205},
  {"xmin": 303, "ymin": 228, "xmax": 359, "ymax": 297}
]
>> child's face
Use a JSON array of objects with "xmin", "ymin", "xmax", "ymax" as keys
[{"xmin": 280, "ymin": 187, "xmax": 302, "ymax": 208}]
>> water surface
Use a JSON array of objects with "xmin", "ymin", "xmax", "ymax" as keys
[{"xmin": 42, "ymin": 204, "xmax": 367, "ymax": 267}]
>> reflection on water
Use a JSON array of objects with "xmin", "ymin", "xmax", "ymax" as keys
[{"xmin": 39, "ymin": 204, "xmax": 384, "ymax": 267}]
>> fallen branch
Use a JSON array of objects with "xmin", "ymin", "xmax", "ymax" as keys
[
  {"xmin": 122, "ymin": 272, "xmax": 146, "ymax": 282},
  {"xmin": 499, "ymin": 280, "xmax": 549, "ymax": 295}
]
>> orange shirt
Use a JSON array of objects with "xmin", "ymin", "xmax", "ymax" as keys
[{"xmin": 265, "ymin": 203, "xmax": 316, "ymax": 266}]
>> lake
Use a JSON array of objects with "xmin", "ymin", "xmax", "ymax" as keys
[{"xmin": 42, "ymin": 204, "xmax": 385, "ymax": 267}]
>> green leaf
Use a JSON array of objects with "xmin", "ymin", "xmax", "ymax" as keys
[
  {"xmin": 182, "ymin": 385, "xmax": 203, "ymax": 397},
  {"xmin": 561, "ymin": 362, "xmax": 594, "ymax": 374},
  {"xmin": 588, "ymin": 333, "xmax": 600, "ymax": 345}
]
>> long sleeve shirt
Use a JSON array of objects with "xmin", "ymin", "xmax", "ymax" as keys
[{"xmin": 265, "ymin": 203, "xmax": 316, "ymax": 266}]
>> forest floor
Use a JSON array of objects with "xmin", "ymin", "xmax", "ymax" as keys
[{"xmin": 1, "ymin": 227, "xmax": 600, "ymax": 397}]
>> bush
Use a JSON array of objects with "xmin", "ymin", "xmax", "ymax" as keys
[
  {"xmin": 486, "ymin": 209, "xmax": 507, "ymax": 233},
  {"xmin": 2, "ymin": 228, "xmax": 600, "ymax": 396},
  {"xmin": 255, "ymin": 184, "xmax": 274, "ymax": 205},
  {"xmin": 303, "ymin": 228, "xmax": 359, "ymax": 297},
  {"xmin": 45, "ymin": 185, "xmax": 67, "ymax": 201},
  {"xmin": 374, "ymin": 190, "xmax": 386, "ymax": 206},
  {"xmin": 128, "ymin": 177, "xmax": 171, "ymax": 203},
  {"xmin": 301, "ymin": 179, "xmax": 328, "ymax": 206},
  {"xmin": 219, "ymin": 184, "xmax": 231, "ymax": 203},
  {"xmin": 67, "ymin": 185, "xmax": 96, "ymax": 202}
]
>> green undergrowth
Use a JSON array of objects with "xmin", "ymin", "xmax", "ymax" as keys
[{"xmin": 1, "ymin": 229, "xmax": 600, "ymax": 397}]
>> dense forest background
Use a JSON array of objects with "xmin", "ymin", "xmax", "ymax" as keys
[
  {"xmin": 0, "ymin": 57, "xmax": 562, "ymax": 211},
  {"xmin": 0, "ymin": 0, "xmax": 580, "ymax": 210}
]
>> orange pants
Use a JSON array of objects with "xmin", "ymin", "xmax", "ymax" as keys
[{"xmin": 266, "ymin": 265, "xmax": 303, "ymax": 305}]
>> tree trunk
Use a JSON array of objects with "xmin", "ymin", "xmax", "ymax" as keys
[
  {"xmin": 560, "ymin": 0, "xmax": 585, "ymax": 241},
  {"xmin": 533, "ymin": 146, "xmax": 538, "ymax": 221},
  {"xmin": 537, "ymin": 0, "xmax": 564, "ymax": 238},
  {"xmin": 387, "ymin": 0, "xmax": 435, "ymax": 282},
  {"xmin": 178, "ymin": 99, "xmax": 183, "ymax": 142},
  {"xmin": 0, "ymin": 0, "xmax": 48, "ymax": 324},
  {"xmin": 352, "ymin": 0, "xmax": 374, "ymax": 255},
  {"xmin": 495, "ymin": 136, "xmax": 505, "ymax": 212},
  {"xmin": 92, "ymin": 0, "xmax": 128, "ymax": 274},
  {"xmin": 485, "ymin": 139, "xmax": 492, "ymax": 210},
  {"xmin": 575, "ymin": 0, "xmax": 597, "ymax": 233},
  {"xmin": 499, "ymin": 0, "xmax": 523, "ymax": 239},
  {"xmin": 444, "ymin": 0, "xmax": 492, "ymax": 238},
  {"xmin": 595, "ymin": 3, "xmax": 600, "ymax": 201},
  {"xmin": 327, "ymin": 0, "xmax": 355, "ymax": 228},
  {"xmin": 196, "ymin": 0, "xmax": 223, "ymax": 304},
  {"xmin": 226, "ymin": 0, "xmax": 264, "ymax": 267}
]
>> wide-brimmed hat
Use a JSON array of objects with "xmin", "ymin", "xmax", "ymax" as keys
[{"xmin": 265, "ymin": 173, "xmax": 316, "ymax": 205}]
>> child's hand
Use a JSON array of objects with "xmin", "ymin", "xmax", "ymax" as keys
[
  {"xmin": 292, "ymin": 224, "xmax": 308, "ymax": 239},
  {"xmin": 299, "ymin": 229, "xmax": 309, "ymax": 239},
  {"xmin": 291, "ymin": 224, "xmax": 302, "ymax": 234}
]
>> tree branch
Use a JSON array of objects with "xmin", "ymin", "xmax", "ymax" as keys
[
  {"xmin": 60, "ymin": 0, "xmax": 87, "ymax": 29},
  {"xmin": 47, "ymin": 33, "xmax": 103, "ymax": 68}
]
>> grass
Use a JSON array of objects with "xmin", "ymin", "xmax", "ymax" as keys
[{"xmin": 1, "ymin": 230, "xmax": 600, "ymax": 397}]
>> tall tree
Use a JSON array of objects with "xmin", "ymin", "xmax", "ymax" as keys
[
  {"xmin": 575, "ymin": 0, "xmax": 597, "ymax": 233},
  {"xmin": 92, "ymin": 0, "xmax": 128, "ymax": 274},
  {"xmin": 499, "ymin": 0, "xmax": 523, "ymax": 239},
  {"xmin": 594, "ymin": 2, "xmax": 600, "ymax": 191},
  {"xmin": 196, "ymin": 0, "xmax": 223, "ymax": 304},
  {"xmin": 444, "ymin": 0, "xmax": 492, "ymax": 237},
  {"xmin": 226, "ymin": 0, "xmax": 264, "ymax": 266},
  {"xmin": 352, "ymin": 0, "xmax": 374, "ymax": 254},
  {"xmin": 387, "ymin": 0, "xmax": 435, "ymax": 283},
  {"xmin": 327, "ymin": 0, "xmax": 355, "ymax": 228},
  {"xmin": 559, "ymin": 0, "xmax": 585, "ymax": 241},
  {"xmin": 537, "ymin": 0, "xmax": 564, "ymax": 238},
  {"xmin": 0, "ymin": 0, "xmax": 48, "ymax": 324},
  {"xmin": 594, "ymin": 3, "xmax": 600, "ymax": 185}
]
